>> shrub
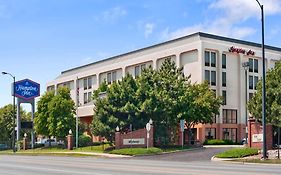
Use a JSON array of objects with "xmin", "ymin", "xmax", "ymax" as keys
[
  {"xmin": 109, "ymin": 147, "xmax": 162, "ymax": 155},
  {"xmin": 215, "ymin": 148, "xmax": 259, "ymax": 158},
  {"xmin": 78, "ymin": 135, "xmax": 92, "ymax": 147},
  {"xmin": 203, "ymin": 139, "xmax": 239, "ymax": 145}
]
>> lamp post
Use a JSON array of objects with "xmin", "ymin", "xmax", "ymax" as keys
[
  {"xmin": 255, "ymin": 0, "xmax": 267, "ymax": 159},
  {"xmin": 1, "ymin": 71, "xmax": 16, "ymax": 153},
  {"xmin": 242, "ymin": 62, "xmax": 250, "ymax": 144}
]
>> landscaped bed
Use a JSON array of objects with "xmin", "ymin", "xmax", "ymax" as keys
[
  {"xmin": 215, "ymin": 148, "xmax": 259, "ymax": 158},
  {"xmin": 0, "ymin": 145, "xmax": 192, "ymax": 156}
]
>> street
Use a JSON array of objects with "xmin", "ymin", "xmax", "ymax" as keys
[{"xmin": 0, "ymin": 154, "xmax": 280, "ymax": 175}]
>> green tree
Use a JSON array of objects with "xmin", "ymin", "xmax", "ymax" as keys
[
  {"xmin": 0, "ymin": 105, "xmax": 14, "ymax": 142},
  {"xmin": 92, "ymin": 74, "xmax": 140, "ymax": 140},
  {"xmin": 248, "ymin": 60, "xmax": 281, "ymax": 126},
  {"xmin": 35, "ymin": 87, "xmax": 75, "ymax": 139},
  {"xmin": 91, "ymin": 58, "xmax": 222, "ymax": 144},
  {"xmin": 34, "ymin": 91, "xmax": 55, "ymax": 137},
  {"xmin": 0, "ymin": 104, "xmax": 32, "ymax": 142}
]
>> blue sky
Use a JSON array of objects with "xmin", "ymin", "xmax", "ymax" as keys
[{"xmin": 1, "ymin": 0, "xmax": 281, "ymax": 110}]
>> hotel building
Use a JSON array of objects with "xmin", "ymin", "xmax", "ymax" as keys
[{"xmin": 46, "ymin": 32, "xmax": 281, "ymax": 143}]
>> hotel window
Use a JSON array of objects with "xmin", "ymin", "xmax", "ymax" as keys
[
  {"xmin": 205, "ymin": 51, "xmax": 210, "ymax": 66},
  {"xmin": 83, "ymin": 77, "xmax": 92, "ymax": 90},
  {"xmin": 223, "ymin": 128, "xmax": 237, "ymax": 142},
  {"xmin": 211, "ymin": 71, "xmax": 216, "ymax": 86},
  {"xmin": 88, "ymin": 92, "xmax": 92, "ymax": 103},
  {"xmin": 84, "ymin": 79, "xmax": 87, "ymax": 90},
  {"xmin": 84, "ymin": 92, "xmax": 92, "ymax": 104},
  {"xmin": 222, "ymin": 90, "xmax": 227, "ymax": 105},
  {"xmin": 254, "ymin": 76, "xmax": 259, "ymax": 90},
  {"xmin": 205, "ymin": 70, "xmax": 210, "ymax": 84},
  {"xmin": 135, "ymin": 65, "xmax": 140, "ymax": 77},
  {"xmin": 205, "ymin": 128, "xmax": 216, "ymax": 140},
  {"xmin": 222, "ymin": 54, "xmax": 226, "ymax": 69},
  {"xmin": 249, "ymin": 75, "xmax": 253, "ymax": 90},
  {"xmin": 47, "ymin": 86, "xmax": 55, "ymax": 92},
  {"xmin": 222, "ymin": 72, "xmax": 226, "ymax": 87},
  {"xmin": 141, "ymin": 64, "xmax": 146, "ymax": 71},
  {"xmin": 83, "ymin": 93, "xmax": 87, "ymax": 104},
  {"xmin": 223, "ymin": 109, "xmax": 237, "ymax": 124},
  {"xmin": 211, "ymin": 52, "xmax": 216, "ymax": 67},
  {"xmin": 249, "ymin": 58, "xmax": 253, "ymax": 72},
  {"xmin": 112, "ymin": 71, "xmax": 117, "ymax": 82},
  {"xmin": 107, "ymin": 71, "xmax": 117, "ymax": 84},
  {"xmin": 254, "ymin": 59, "xmax": 258, "ymax": 73},
  {"xmin": 88, "ymin": 77, "xmax": 92, "ymax": 89},
  {"xmin": 107, "ymin": 72, "xmax": 112, "ymax": 84}
]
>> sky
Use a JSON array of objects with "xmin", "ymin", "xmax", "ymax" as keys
[{"xmin": 1, "ymin": 0, "xmax": 281, "ymax": 111}]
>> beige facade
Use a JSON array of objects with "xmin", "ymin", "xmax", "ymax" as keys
[{"xmin": 46, "ymin": 32, "xmax": 281, "ymax": 143}]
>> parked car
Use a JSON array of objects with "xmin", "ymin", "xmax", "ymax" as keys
[{"xmin": 0, "ymin": 144, "xmax": 9, "ymax": 150}]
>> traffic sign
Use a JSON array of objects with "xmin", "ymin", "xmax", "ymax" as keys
[
  {"xmin": 180, "ymin": 119, "xmax": 185, "ymax": 132},
  {"xmin": 146, "ymin": 123, "xmax": 151, "ymax": 131}
]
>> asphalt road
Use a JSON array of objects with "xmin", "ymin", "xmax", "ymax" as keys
[
  {"xmin": 133, "ymin": 147, "xmax": 231, "ymax": 162},
  {"xmin": 1, "ymin": 154, "xmax": 281, "ymax": 175}
]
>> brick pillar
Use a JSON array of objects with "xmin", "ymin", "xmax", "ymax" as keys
[
  {"xmin": 248, "ymin": 119, "xmax": 255, "ymax": 148},
  {"xmin": 115, "ymin": 131, "xmax": 121, "ymax": 149},
  {"xmin": 23, "ymin": 137, "xmax": 28, "ymax": 150},
  {"xmin": 67, "ymin": 134, "xmax": 73, "ymax": 150}
]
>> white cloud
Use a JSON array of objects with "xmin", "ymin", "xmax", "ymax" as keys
[
  {"xmin": 161, "ymin": 0, "xmax": 281, "ymax": 41},
  {"xmin": 101, "ymin": 6, "xmax": 127, "ymax": 22},
  {"xmin": 144, "ymin": 23, "xmax": 155, "ymax": 38}
]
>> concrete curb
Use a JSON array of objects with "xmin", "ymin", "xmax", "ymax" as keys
[{"xmin": 204, "ymin": 145, "xmax": 244, "ymax": 148}]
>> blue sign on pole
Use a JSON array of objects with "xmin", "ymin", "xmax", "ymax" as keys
[{"xmin": 14, "ymin": 79, "xmax": 40, "ymax": 100}]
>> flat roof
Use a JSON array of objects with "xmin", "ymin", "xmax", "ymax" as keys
[{"xmin": 62, "ymin": 32, "xmax": 281, "ymax": 74}]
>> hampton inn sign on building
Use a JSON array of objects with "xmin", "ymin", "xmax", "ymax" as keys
[{"xmin": 46, "ymin": 32, "xmax": 281, "ymax": 143}]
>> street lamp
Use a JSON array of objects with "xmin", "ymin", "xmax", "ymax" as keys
[
  {"xmin": 1, "ymin": 71, "xmax": 16, "ymax": 153},
  {"xmin": 242, "ymin": 62, "xmax": 250, "ymax": 144},
  {"xmin": 255, "ymin": 0, "xmax": 267, "ymax": 159}
]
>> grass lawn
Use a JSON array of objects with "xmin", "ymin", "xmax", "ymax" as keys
[
  {"xmin": 232, "ymin": 158, "xmax": 281, "ymax": 164},
  {"xmin": 0, "ymin": 144, "xmax": 192, "ymax": 156},
  {"xmin": 108, "ymin": 146, "xmax": 192, "ymax": 156},
  {"xmin": 215, "ymin": 148, "xmax": 259, "ymax": 158},
  {"xmin": 109, "ymin": 147, "xmax": 163, "ymax": 155}
]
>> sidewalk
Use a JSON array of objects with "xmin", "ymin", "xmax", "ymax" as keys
[{"xmin": 204, "ymin": 145, "xmax": 244, "ymax": 148}]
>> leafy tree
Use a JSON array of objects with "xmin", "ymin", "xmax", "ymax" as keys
[
  {"xmin": 34, "ymin": 91, "xmax": 55, "ymax": 137},
  {"xmin": 248, "ymin": 60, "xmax": 281, "ymax": 126},
  {"xmin": 35, "ymin": 87, "xmax": 75, "ymax": 139},
  {"xmin": 0, "ymin": 104, "xmax": 32, "ymax": 142},
  {"xmin": 92, "ymin": 74, "xmax": 140, "ymax": 140},
  {"xmin": 91, "ymin": 58, "xmax": 222, "ymax": 144},
  {"xmin": 0, "ymin": 105, "xmax": 14, "ymax": 142},
  {"xmin": 48, "ymin": 87, "xmax": 76, "ymax": 138}
]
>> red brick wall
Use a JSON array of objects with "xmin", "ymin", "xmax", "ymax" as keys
[
  {"xmin": 115, "ymin": 127, "xmax": 154, "ymax": 149},
  {"xmin": 248, "ymin": 119, "xmax": 273, "ymax": 150}
]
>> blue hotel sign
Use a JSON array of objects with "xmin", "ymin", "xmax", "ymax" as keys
[{"xmin": 14, "ymin": 79, "xmax": 40, "ymax": 100}]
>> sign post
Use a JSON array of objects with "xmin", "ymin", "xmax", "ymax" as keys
[
  {"xmin": 180, "ymin": 119, "xmax": 185, "ymax": 149},
  {"xmin": 146, "ymin": 122, "xmax": 151, "ymax": 149},
  {"xmin": 14, "ymin": 79, "xmax": 40, "ymax": 149}
]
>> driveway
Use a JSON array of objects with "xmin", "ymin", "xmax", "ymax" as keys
[{"xmin": 133, "ymin": 146, "xmax": 233, "ymax": 162}]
